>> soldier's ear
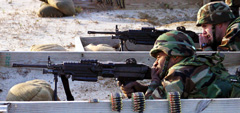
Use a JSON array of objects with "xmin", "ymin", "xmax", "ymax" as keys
[
  {"xmin": 169, "ymin": 56, "xmax": 177, "ymax": 62},
  {"xmin": 216, "ymin": 23, "xmax": 223, "ymax": 28},
  {"xmin": 216, "ymin": 24, "xmax": 220, "ymax": 28},
  {"xmin": 171, "ymin": 56, "xmax": 184, "ymax": 62},
  {"xmin": 172, "ymin": 56, "xmax": 177, "ymax": 59}
]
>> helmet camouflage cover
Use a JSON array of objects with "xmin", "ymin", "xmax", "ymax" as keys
[
  {"xmin": 196, "ymin": 1, "xmax": 235, "ymax": 26},
  {"xmin": 225, "ymin": 0, "xmax": 240, "ymax": 7},
  {"xmin": 150, "ymin": 31, "xmax": 196, "ymax": 58}
]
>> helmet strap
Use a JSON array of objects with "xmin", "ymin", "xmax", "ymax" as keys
[
  {"xmin": 211, "ymin": 24, "xmax": 218, "ymax": 51},
  {"xmin": 158, "ymin": 56, "xmax": 170, "ymax": 80}
]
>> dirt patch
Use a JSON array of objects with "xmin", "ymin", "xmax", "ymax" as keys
[
  {"xmin": 17, "ymin": 68, "xmax": 31, "ymax": 77},
  {"xmin": 0, "ymin": 71, "xmax": 10, "ymax": 80}
]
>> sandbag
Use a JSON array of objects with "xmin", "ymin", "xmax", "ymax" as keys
[
  {"xmin": 37, "ymin": 3, "xmax": 64, "ymax": 17},
  {"xmin": 6, "ymin": 79, "xmax": 59, "ymax": 101},
  {"xmin": 30, "ymin": 44, "xmax": 67, "ymax": 51},
  {"xmin": 84, "ymin": 44, "xmax": 116, "ymax": 51},
  {"xmin": 47, "ymin": 0, "xmax": 75, "ymax": 16}
]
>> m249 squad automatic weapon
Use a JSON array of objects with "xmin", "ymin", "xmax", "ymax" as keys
[
  {"xmin": 12, "ymin": 56, "xmax": 151, "ymax": 101},
  {"xmin": 88, "ymin": 25, "xmax": 199, "ymax": 51}
]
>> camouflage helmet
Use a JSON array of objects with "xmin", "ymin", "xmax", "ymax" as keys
[
  {"xmin": 196, "ymin": 1, "xmax": 235, "ymax": 26},
  {"xmin": 150, "ymin": 31, "xmax": 196, "ymax": 58},
  {"xmin": 225, "ymin": 0, "xmax": 240, "ymax": 7}
]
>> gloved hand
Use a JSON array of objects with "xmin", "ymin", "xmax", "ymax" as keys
[
  {"xmin": 145, "ymin": 57, "xmax": 163, "ymax": 98},
  {"xmin": 118, "ymin": 81, "xmax": 148, "ymax": 98},
  {"xmin": 199, "ymin": 33, "xmax": 213, "ymax": 50},
  {"xmin": 151, "ymin": 65, "xmax": 161, "ymax": 83}
]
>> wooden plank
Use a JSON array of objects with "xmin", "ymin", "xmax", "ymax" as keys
[
  {"xmin": 181, "ymin": 98, "xmax": 240, "ymax": 113},
  {"xmin": 0, "ymin": 51, "xmax": 240, "ymax": 67},
  {"xmin": 1, "ymin": 98, "xmax": 240, "ymax": 113},
  {"xmin": 0, "ymin": 104, "xmax": 8, "ymax": 113},
  {"xmin": 0, "ymin": 51, "xmax": 237, "ymax": 78},
  {"xmin": 75, "ymin": 37, "xmax": 85, "ymax": 51},
  {"xmin": 0, "ymin": 51, "xmax": 155, "ymax": 67},
  {"xmin": 0, "ymin": 100, "xmax": 167, "ymax": 113}
]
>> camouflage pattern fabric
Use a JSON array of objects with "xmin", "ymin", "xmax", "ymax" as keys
[
  {"xmin": 146, "ymin": 30, "xmax": 196, "ymax": 98},
  {"xmin": 196, "ymin": 1, "xmax": 240, "ymax": 51},
  {"xmin": 225, "ymin": 0, "xmax": 240, "ymax": 6},
  {"xmin": 218, "ymin": 17, "xmax": 240, "ymax": 50},
  {"xmin": 150, "ymin": 31, "xmax": 196, "ymax": 58},
  {"xmin": 225, "ymin": 0, "xmax": 240, "ymax": 17},
  {"xmin": 196, "ymin": 1, "xmax": 235, "ymax": 26},
  {"xmin": 146, "ymin": 30, "xmax": 240, "ymax": 99},
  {"xmin": 146, "ymin": 53, "xmax": 240, "ymax": 99}
]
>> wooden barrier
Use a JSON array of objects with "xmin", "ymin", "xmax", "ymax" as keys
[
  {"xmin": 1, "ymin": 98, "xmax": 240, "ymax": 113},
  {"xmin": 0, "ymin": 51, "xmax": 239, "ymax": 67}
]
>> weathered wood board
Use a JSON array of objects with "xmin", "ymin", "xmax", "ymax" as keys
[
  {"xmin": 0, "ymin": 51, "xmax": 239, "ymax": 67},
  {"xmin": 0, "ymin": 51, "xmax": 155, "ymax": 67},
  {"xmin": 1, "ymin": 98, "xmax": 240, "ymax": 113}
]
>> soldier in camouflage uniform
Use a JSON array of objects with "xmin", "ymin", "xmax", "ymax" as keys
[
  {"xmin": 119, "ymin": 30, "xmax": 240, "ymax": 99},
  {"xmin": 196, "ymin": 1, "xmax": 240, "ymax": 51}
]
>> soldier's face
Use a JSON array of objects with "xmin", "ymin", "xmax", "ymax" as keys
[
  {"xmin": 201, "ymin": 24, "xmax": 214, "ymax": 43},
  {"xmin": 152, "ymin": 52, "xmax": 168, "ymax": 70},
  {"xmin": 201, "ymin": 23, "xmax": 224, "ymax": 45}
]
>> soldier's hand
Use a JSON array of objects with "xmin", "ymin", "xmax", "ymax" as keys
[
  {"xmin": 151, "ymin": 58, "xmax": 163, "ymax": 83},
  {"xmin": 118, "ymin": 81, "xmax": 148, "ymax": 98},
  {"xmin": 199, "ymin": 33, "xmax": 212, "ymax": 49},
  {"xmin": 144, "ymin": 61, "xmax": 164, "ymax": 98},
  {"xmin": 151, "ymin": 66, "xmax": 161, "ymax": 83}
]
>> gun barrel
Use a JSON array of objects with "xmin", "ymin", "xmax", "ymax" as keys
[
  {"xmin": 88, "ymin": 31, "xmax": 116, "ymax": 34},
  {"xmin": 12, "ymin": 63, "xmax": 47, "ymax": 68}
]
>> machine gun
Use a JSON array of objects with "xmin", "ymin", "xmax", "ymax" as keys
[
  {"xmin": 88, "ymin": 25, "xmax": 199, "ymax": 51},
  {"xmin": 12, "ymin": 56, "xmax": 151, "ymax": 101}
]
